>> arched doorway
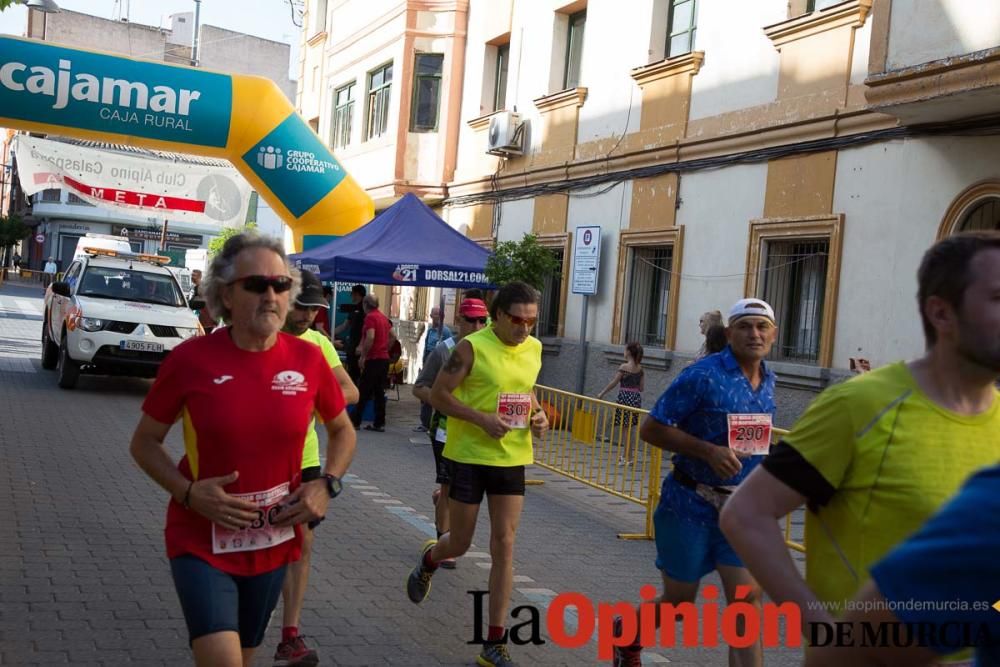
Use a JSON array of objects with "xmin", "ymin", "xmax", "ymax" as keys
[
  {"xmin": 938, "ymin": 180, "xmax": 1000, "ymax": 238},
  {"xmin": 957, "ymin": 196, "xmax": 1000, "ymax": 232}
]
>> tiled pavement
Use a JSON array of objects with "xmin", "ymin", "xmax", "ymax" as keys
[{"xmin": 0, "ymin": 282, "xmax": 805, "ymax": 666}]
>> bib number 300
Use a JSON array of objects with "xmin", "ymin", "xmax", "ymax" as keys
[
  {"xmin": 727, "ymin": 414, "xmax": 773, "ymax": 456},
  {"xmin": 212, "ymin": 482, "xmax": 295, "ymax": 554},
  {"xmin": 497, "ymin": 393, "xmax": 532, "ymax": 429}
]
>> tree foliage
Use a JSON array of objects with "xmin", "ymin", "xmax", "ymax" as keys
[
  {"xmin": 0, "ymin": 214, "xmax": 29, "ymax": 252},
  {"xmin": 207, "ymin": 223, "xmax": 256, "ymax": 257},
  {"xmin": 484, "ymin": 233, "xmax": 560, "ymax": 291},
  {"xmin": 0, "ymin": 215, "xmax": 28, "ymax": 268}
]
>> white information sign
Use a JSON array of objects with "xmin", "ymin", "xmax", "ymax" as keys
[{"xmin": 571, "ymin": 225, "xmax": 602, "ymax": 295}]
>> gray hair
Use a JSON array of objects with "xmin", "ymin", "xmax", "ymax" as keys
[
  {"xmin": 362, "ymin": 294, "xmax": 379, "ymax": 311},
  {"xmin": 203, "ymin": 231, "xmax": 300, "ymax": 322}
]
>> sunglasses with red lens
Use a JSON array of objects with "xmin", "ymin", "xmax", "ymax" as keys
[
  {"xmin": 502, "ymin": 309, "xmax": 537, "ymax": 327},
  {"xmin": 228, "ymin": 275, "xmax": 294, "ymax": 294},
  {"xmin": 463, "ymin": 316, "xmax": 488, "ymax": 325}
]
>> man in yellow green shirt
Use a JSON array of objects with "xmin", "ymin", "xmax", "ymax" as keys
[
  {"xmin": 406, "ymin": 281, "xmax": 548, "ymax": 667},
  {"xmin": 274, "ymin": 270, "xmax": 359, "ymax": 667},
  {"xmin": 721, "ymin": 231, "xmax": 1000, "ymax": 664}
]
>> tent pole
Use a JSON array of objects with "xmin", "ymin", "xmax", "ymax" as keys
[{"xmin": 438, "ymin": 288, "xmax": 446, "ymax": 340}]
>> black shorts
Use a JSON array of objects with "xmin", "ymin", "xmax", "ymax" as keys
[
  {"xmin": 170, "ymin": 555, "xmax": 286, "ymax": 648},
  {"xmin": 431, "ymin": 439, "xmax": 451, "ymax": 485},
  {"xmin": 301, "ymin": 466, "xmax": 324, "ymax": 530},
  {"xmin": 447, "ymin": 460, "xmax": 525, "ymax": 504}
]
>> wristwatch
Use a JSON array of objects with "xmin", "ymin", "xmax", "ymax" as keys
[{"xmin": 322, "ymin": 474, "xmax": 343, "ymax": 499}]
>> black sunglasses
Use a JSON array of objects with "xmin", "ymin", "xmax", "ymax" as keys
[
  {"xmin": 228, "ymin": 275, "xmax": 293, "ymax": 294},
  {"xmin": 463, "ymin": 316, "xmax": 488, "ymax": 325}
]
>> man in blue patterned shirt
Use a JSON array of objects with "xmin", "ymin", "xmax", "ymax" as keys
[{"xmin": 612, "ymin": 298, "xmax": 778, "ymax": 667}]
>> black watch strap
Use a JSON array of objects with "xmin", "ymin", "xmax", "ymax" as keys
[{"xmin": 322, "ymin": 474, "xmax": 342, "ymax": 499}]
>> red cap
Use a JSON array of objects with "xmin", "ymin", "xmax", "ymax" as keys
[{"xmin": 458, "ymin": 298, "xmax": 488, "ymax": 318}]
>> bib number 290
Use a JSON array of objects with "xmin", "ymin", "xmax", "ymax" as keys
[{"xmin": 727, "ymin": 414, "xmax": 773, "ymax": 456}]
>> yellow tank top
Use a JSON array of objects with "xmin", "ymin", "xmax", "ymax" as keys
[{"xmin": 443, "ymin": 326, "xmax": 543, "ymax": 467}]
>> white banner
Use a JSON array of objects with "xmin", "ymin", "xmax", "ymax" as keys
[{"xmin": 13, "ymin": 136, "xmax": 252, "ymax": 227}]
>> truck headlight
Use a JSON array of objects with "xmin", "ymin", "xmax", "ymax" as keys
[
  {"xmin": 176, "ymin": 327, "xmax": 200, "ymax": 339},
  {"xmin": 78, "ymin": 317, "xmax": 105, "ymax": 332}
]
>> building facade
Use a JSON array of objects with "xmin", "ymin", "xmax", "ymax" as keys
[
  {"xmin": 5, "ymin": 8, "xmax": 296, "ymax": 271},
  {"xmin": 297, "ymin": 0, "xmax": 470, "ymax": 372},
  {"xmin": 433, "ymin": 0, "xmax": 1000, "ymax": 423}
]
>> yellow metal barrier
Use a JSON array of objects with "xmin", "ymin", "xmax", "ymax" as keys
[
  {"xmin": 534, "ymin": 385, "xmax": 661, "ymax": 540},
  {"xmin": 773, "ymin": 426, "xmax": 806, "ymax": 553},
  {"xmin": 533, "ymin": 386, "xmax": 806, "ymax": 553}
]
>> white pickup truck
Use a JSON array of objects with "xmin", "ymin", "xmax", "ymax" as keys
[{"xmin": 41, "ymin": 247, "xmax": 203, "ymax": 389}]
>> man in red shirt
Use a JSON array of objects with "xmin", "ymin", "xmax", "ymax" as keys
[
  {"xmin": 129, "ymin": 233, "xmax": 356, "ymax": 667},
  {"xmin": 352, "ymin": 293, "xmax": 392, "ymax": 432}
]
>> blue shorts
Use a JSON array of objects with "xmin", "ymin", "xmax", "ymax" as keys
[
  {"xmin": 653, "ymin": 501, "xmax": 743, "ymax": 582},
  {"xmin": 170, "ymin": 555, "xmax": 287, "ymax": 648}
]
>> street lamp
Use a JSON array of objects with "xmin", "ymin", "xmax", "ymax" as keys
[{"xmin": 22, "ymin": 0, "xmax": 61, "ymax": 12}]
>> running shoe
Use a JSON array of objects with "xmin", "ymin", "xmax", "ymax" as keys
[
  {"xmin": 273, "ymin": 635, "xmax": 319, "ymax": 666},
  {"xmin": 406, "ymin": 538, "xmax": 437, "ymax": 603},
  {"xmin": 477, "ymin": 641, "xmax": 515, "ymax": 667},
  {"xmin": 611, "ymin": 617, "xmax": 642, "ymax": 666}
]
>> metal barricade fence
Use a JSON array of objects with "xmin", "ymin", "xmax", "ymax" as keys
[
  {"xmin": 534, "ymin": 385, "xmax": 806, "ymax": 553},
  {"xmin": 773, "ymin": 426, "xmax": 806, "ymax": 553},
  {"xmin": 534, "ymin": 385, "xmax": 660, "ymax": 539}
]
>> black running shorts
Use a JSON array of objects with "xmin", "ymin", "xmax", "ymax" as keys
[{"xmin": 447, "ymin": 460, "xmax": 525, "ymax": 504}]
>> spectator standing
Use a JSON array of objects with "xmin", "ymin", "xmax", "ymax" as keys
[
  {"xmin": 334, "ymin": 285, "xmax": 366, "ymax": 382},
  {"xmin": 596, "ymin": 341, "xmax": 645, "ymax": 465},
  {"xmin": 417, "ymin": 307, "xmax": 453, "ymax": 432},
  {"xmin": 694, "ymin": 310, "xmax": 723, "ymax": 360},
  {"xmin": 352, "ymin": 294, "xmax": 392, "ymax": 432},
  {"xmin": 42, "ymin": 256, "xmax": 57, "ymax": 288}
]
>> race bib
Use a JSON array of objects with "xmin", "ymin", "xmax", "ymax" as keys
[
  {"xmin": 727, "ymin": 414, "xmax": 773, "ymax": 455},
  {"xmin": 497, "ymin": 393, "xmax": 532, "ymax": 429},
  {"xmin": 212, "ymin": 482, "xmax": 295, "ymax": 554}
]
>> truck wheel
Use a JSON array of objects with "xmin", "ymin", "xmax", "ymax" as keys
[
  {"xmin": 57, "ymin": 332, "xmax": 80, "ymax": 389},
  {"xmin": 40, "ymin": 316, "xmax": 58, "ymax": 370}
]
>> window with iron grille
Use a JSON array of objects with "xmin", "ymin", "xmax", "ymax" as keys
[
  {"xmin": 67, "ymin": 193, "xmax": 92, "ymax": 206},
  {"xmin": 760, "ymin": 239, "xmax": 829, "ymax": 363},
  {"xmin": 959, "ymin": 197, "xmax": 1000, "ymax": 232},
  {"xmin": 537, "ymin": 249, "xmax": 564, "ymax": 337},
  {"xmin": 563, "ymin": 10, "xmax": 586, "ymax": 90},
  {"xmin": 624, "ymin": 245, "xmax": 673, "ymax": 347},
  {"xmin": 411, "ymin": 54, "xmax": 444, "ymax": 132},
  {"xmin": 493, "ymin": 43, "xmax": 510, "ymax": 112},
  {"xmin": 666, "ymin": 0, "xmax": 697, "ymax": 58},
  {"xmin": 332, "ymin": 82, "xmax": 355, "ymax": 149},
  {"xmin": 39, "ymin": 188, "xmax": 61, "ymax": 202},
  {"xmin": 366, "ymin": 62, "xmax": 393, "ymax": 141}
]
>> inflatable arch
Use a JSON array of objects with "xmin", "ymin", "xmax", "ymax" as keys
[{"xmin": 0, "ymin": 35, "xmax": 373, "ymax": 251}]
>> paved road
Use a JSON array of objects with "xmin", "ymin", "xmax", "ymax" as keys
[{"xmin": 0, "ymin": 281, "xmax": 805, "ymax": 666}]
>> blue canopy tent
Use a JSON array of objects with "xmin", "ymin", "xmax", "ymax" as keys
[{"xmin": 289, "ymin": 193, "xmax": 494, "ymax": 289}]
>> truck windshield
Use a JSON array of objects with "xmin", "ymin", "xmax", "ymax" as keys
[{"xmin": 77, "ymin": 267, "xmax": 186, "ymax": 307}]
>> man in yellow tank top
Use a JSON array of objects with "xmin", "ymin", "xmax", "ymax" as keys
[
  {"xmin": 721, "ymin": 231, "xmax": 1000, "ymax": 665},
  {"xmin": 406, "ymin": 281, "xmax": 548, "ymax": 667}
]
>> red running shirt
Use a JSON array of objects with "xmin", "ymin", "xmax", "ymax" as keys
[{"xmin": 142, "ymin": 330, "xmax": 345, "ymax": 576}]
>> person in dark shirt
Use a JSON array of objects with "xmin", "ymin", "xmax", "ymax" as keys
[{"xmin": 334, "ymin": 284, "xmax": 366, "ymax": 382}]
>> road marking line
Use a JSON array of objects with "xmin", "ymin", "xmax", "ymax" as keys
[
  {"xmin": 357, "ymin": 471, "xmax": 671, "ymax": 662},
  {"xmin": 15, "ymin": 299, "xmax": 42, "ymax": 316}
]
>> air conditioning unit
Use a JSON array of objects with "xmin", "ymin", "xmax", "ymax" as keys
[{"xmin": 487, "ymin": 111, "xmax": 523, "ymax": 156}]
